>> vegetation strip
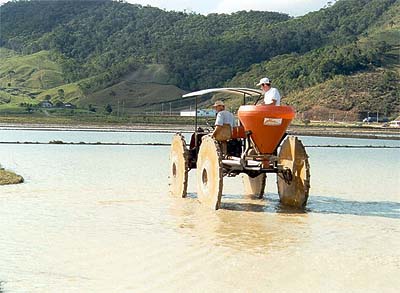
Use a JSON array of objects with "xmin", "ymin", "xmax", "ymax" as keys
[
  {"xmin": 0, "ymin": 141, "xmax": 398, "ymax": 149},
  {"xmin": 306, "ymin": 145, "xmax": 399, "ymax": 148},
  {"xmin": 0, "ymin": 141, "xmax": 169, "ymax": 146}
]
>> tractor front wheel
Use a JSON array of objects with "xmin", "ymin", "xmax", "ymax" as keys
[
  {"xmin": 196, "ymin": 136, "xmax": 223, "ymax": 210},
  {"xmin": 170, "ymin": 133, "xmax": 189, "ymax": 197}
]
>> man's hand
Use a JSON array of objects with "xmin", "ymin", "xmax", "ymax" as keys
[{"xmin": 212, "ymin": 125, "xmax": 222, "ymax": 138}]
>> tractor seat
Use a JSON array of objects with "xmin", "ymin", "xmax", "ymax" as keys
[{"xmin": 232, "ymin": 126, "xmax": 246, "ymax": 139}]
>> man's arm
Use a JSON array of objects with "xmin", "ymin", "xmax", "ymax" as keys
[{"xmin": 268, "ymin": 88, "xmax": 280, "ymax": 105}]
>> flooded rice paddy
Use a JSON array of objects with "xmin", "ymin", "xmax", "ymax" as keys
[{"xmin": 0, "ymin": 129, "xmax": 399, "ymax": 292}]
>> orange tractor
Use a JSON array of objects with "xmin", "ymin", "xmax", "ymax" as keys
[{"xmin": 170, "ymin": 88, "xmax": 310, "ymax": 210}]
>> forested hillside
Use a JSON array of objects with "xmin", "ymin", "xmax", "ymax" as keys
[
  {"xmin": 0, "ymin": 0, "xmax": 398, "ymax": 120},
  {"xmin": 228, "ymin": 0, "xmax": 400, "ymax": 120}
]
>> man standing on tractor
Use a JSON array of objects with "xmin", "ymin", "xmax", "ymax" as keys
[{"xmin": 256, "ymin": 77, "xmax": 281, "ymax": 106}]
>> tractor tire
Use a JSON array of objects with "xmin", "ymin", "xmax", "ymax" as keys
[
  {"xmin": 170, "ymin": 133, "xmax": 189, "ymax": 197},
  {"xmin": 242, "ymin": 173, "xmax": 266, "ymax": 199},
  {"xmin": 196, "ymin": 135, "xmax": 223, "ymax": 210},
  {"xmin": 277, "ymin": 136, "xmax": 310, "ymax": 208}
]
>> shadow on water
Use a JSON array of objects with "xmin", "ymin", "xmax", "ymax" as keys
[
  {"xmin": 219, "ymin": 193, "xmax": 400, "ymax": 219},
  {"xmin": 221, "ymin": 202, "xmax": 269, "ymax": 213},
  {"xmin": 221, "ymin": 197, "xmax": 307, "ymax": 214},
  {"xmin": 307, "ymin": 195, "xmax": 400, "ymax": 219}
]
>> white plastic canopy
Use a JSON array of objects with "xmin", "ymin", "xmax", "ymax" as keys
[{"xmin": 182, "ymin": 88, "xmax": 263, "ymax": 98}]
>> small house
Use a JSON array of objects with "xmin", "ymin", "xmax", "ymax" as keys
[
  {"xmin": 389, "ymin": 120, "xmax": 400, "ymax": 128},
  {"xmin": 63, "ymin": 103, "xmax": 76, "ymax": 109}
]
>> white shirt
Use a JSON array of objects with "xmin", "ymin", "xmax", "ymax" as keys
[
  {"xmin": 215, "ymin": 110, "xmax": 234, "ymax": 127},
  {"xmin": 263, "ymin": 87, "xmax": 281, "ymax": 106}
]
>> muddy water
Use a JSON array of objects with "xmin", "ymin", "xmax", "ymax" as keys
[{"xmin": 0, "ymin": 130, "xmax": 399, "ymax": 292}]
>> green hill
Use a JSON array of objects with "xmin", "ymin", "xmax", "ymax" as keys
[
  {"xmin": 80, "ymin": 64, "xmax": 187, "ymax": 113},
  {"xmin": 0, "ymin": 0, "xmax": 398, "ymax": 121},
  {"xmin": 0, "ymin": 50, "xmax": 64, "ymax": 89},
  {"xmin": 0, "ymin": 49, "xmax": 82, "ymax": 111},
  {"xmin": 227, "ymin": 0, "xmax": 400, "ymax": 120}
]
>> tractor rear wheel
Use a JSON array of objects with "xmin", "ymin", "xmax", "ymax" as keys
[
  {"xmin": 243, "ymin": 173, "xmax": 266, "ymax": 199},
  {"xmin": 196, "ymin": 136, "xmax": 223, "ymax": 210},
  {"xmin": 170, "ymin": 133, "xmax": 189, "ymax": 197},
  {"xmin": 277, "ymin": 136, "xmax": 310, "ymax": 208}
]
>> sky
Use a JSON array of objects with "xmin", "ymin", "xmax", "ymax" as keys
[
  {"xmin": 127, "ymin": 0, "xmax": 329, "ymax": 16},
  {"xmin": 0, "ymin": 0, "xmax": 331, "ymax": 17}
]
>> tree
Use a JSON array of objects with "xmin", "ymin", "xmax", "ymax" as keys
[
  {"xmin": 57, "ymin": 88, "xmax": 65, "ymax": 100},
  {"xmin": 88, "ymin": 104, "xmax": 96, "ymax": 112},
  {"xmin": 25, "ymin": 104, "xmax": 34, "ymax": 113},
  {"xmin": 7, "ymin": 70, "xmax": 15, "ymax": 86},
  {"xmin": 55, "ymin": 101, "xmax": 64, "ymax": 108},
  {"xmin": 105, "ymin": 104, "xmax": 112, "ymax": 114}
]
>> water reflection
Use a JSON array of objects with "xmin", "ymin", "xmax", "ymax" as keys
[
  {"xmin": 169, "ymin": 195, "xmax": 310, "ymax": 254},
  {"xmin": 169, "ymin": 189, "xmax": 399, "ymax": 257}
]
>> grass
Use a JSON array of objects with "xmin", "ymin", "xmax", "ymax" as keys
[
  {"xmin": 0, "ymin": 50, "xmax": 64, "ymax": 89},
  {"xmin": 37, "ymin": 82, "xmax": 85, "ymax": 103},
  {"xmin": 0, "ymin": 52, "xmax": 189, "ymax": 114},
  {"xmin": 0, "ymin": 49, "xmax": 67, "ymax": 111},
  {"xmin": 0, "ymin": 168, "xmax": 24, "ymax": 185},
  {"xmin": 81, "ymin": 64, "xmax": 187, "ymax": 112}
]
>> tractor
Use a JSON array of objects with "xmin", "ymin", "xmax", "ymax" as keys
[{"xmin": 170, "ymin": 88, "xmax": 310, "ymax": 210}]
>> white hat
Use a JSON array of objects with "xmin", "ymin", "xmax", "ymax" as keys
[
  {"xmin": 256, "ymin": 77, "xmax": 271, "ymax": 86},
  {"xmin": 212, "ymin": 100, "xmax": 224, "ymax": 107}
]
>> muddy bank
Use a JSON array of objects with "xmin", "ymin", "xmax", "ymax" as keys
[
  {"xmin": 0, "ymin": 122, "xmax": 399, "ymax": 140},
  {"xmin": 287, "ymin": 125, "xmax": 400, "ymax": 140},
  {"xmin": 0, "ymin": 169, "xmax": 24, "ymax": 185}
]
